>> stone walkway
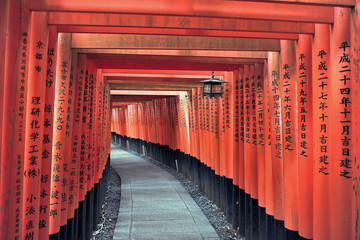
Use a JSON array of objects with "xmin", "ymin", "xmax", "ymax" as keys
[{"xmin": 110, "ymin": 144, "xmax": 220, "ymax": 240}]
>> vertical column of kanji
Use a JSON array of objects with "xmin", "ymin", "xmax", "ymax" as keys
[
  {"xmin": 238, "ymin": 67, "xmax": 245, "ymax": 192},
  {"xmin": 267, "ymin": 52, "xmax": 285, "ymax": 223},
  {"xmin": 184, "ymin": 93, "xmax": 191, "ymax": 155},
  {"xmin": 70, "ymin": 54, "xmax": 85, "ymax": 227},
  {"xmin": 90, "ymin": 65, "xmax": 97, "ymax": 192},
  {"xmin": 61, "ymin": 49, "xmax": 76, "ymax": 230},
  {"xmin": 351, "ymin": 1, "xmax": 360, "ymax": 239},
  {"xmin": 280, "ymin": 40, "xmax": 299, "ymax": 232},
  {"xmin": 188, "ymin": 93, "xmax": 194, "ymax": 157},
  {"xmin": 249, "ymin": 65, "xmax": 258, "ymax": 200},
  {"xmin": 237, "ymin": 67, "xmax": 246, "ymax": 236},
  {"xmin": 49, "ymin": 33, "xmax": 71, "ymax": 236},
  {"xmin": 22, "ymin": 11, "xmax": 49, "ymax": 240},
  {"xmin": 233, "ymin": 70, "xmax": 240, "ymax": 189},
  {"xmin": 214, "ymin": 96, "xmax": 220, "ymax": 178},
  {"xmin": 312, "ymin": 24, "xmax": 331, "ymax": 240},
  {"xmin": 69, "ymin": 54, "xmax": 86, "ymax": 227},
  {"xmin": 192, "ymin": 89, "xmax": 199, "ymax": 159},
  {"xmin": 330, "ymin": 8, "xmax": 352, "ymax": 240},
  {"xmin": 198, "ymin": 88, "xmax": 204, "ymax": 163},
  {"xmin": 193, "ymin": 89, "xmax": 200, "ymax": 160},
  {"xmin": 204, "ymin": 96, "xmax": 210, "ymax": 167},
  {"xmin": 86, "ymin": 65, "xmax": 96, "ymax": 197},
  {"xmin": 244, "ymin": 65, "xmax": 252, "ymax": 195},
  {"xmin": 219, "ymin": 91, "xmax": 225, "ymax": 177},
  {"xmin": 37, "ymin": 26, "xmax": 57, "ymax": 239},
  {"xmin": 263, "ymin": 61, "xmax": 274, "ymax": 219},
  {"xmin": 180, "ymin": 95, "xmax": 187, "ymax": 154},
  {"xmin": 255, "ymin": 64, "xmax": 266, "ymax": 209},
  {"xmin": 224, "ymin": 72, "xmax": 234, "ymax": 181},
  {"xmin": 4, "ymin": 1, "xmax": 30, "ymax": 239},
  {"xmin": 179, "ymin": 94, "xmax": 186, "ymax": 154},
  {"xmin": 79, "ymin": 60, "xmax": 89, "ymax": 208},
  {"xmin": 95, "ymin": 69, "xmax": 103, "ymax": 184},
  {"xmin": 296, "ymin": 34, "xmax": 313, "ymax": 239}
]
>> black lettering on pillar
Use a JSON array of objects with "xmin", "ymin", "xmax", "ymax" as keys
[
  {"xmin": 239, "ymin": 77, "xmax": 244, "ymax": 142},
  {"xmin": 257, "ymin": 75, "xmax": 264, "ymax": 146},
  {"xmin": 298, "ymin": 54, "xmax": 308, "ymax": 158},
  {"xmin": 317, "ymin": 50, "xmax": 330, "ymax": 175},
  {"xmin": 234, "ymin": 77, "xmax": 240, "ymax": 143},
  {"xmin": 282, "ymin": 64, "xmax": 293, "ymax": 151},
  {"xmin": 251, "ymin": 74, "xmax": 257, "ymax": 145},
  {"xmin": 271, "ymin": 70, "xmax": 282, "ymax": 158},
  {"xmin": 245, "ymin": 76, "xmax": 251, "ymax": 144},
  {"xmin": 338, "ymin": 42, "xmax": 352, "ymax": 179}
]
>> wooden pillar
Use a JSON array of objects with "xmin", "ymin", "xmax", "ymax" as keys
[
  {"xmin": 280, "ymin": 40, "xmax": 299, "ymax": 232},
  {"xmin": 264, "ymin": 60, "xmax": 274, "ymax": 217},
  {"xmin": 38, "ymin": 26, "xmax": 58, "ymax": 239},
  {"xmin": 351, "ymin": 1, "xmax": 360, "ymax": 239},
  {"xmin": 238, "ymin": 68, "xmax": 245, "ymax": 191},
  {"xmin": 249, "ymin": 65, "xmax": 258, "ymax": 200},
  {"xmin": 244, "ymin": 65, "xmax": 252, "ymax": 195},
  {"xmin": 296, "ymin": 34, "xmax": 313, "ymax": 239},
  {"xmin": 72, "ymin": 54, "xmax": 86, "ymax": 224},
  {"xmin": 4, "ymin": 0, "xmax": 30, "ymax": 239},
  {"xmin": 61, "ymin": 49, "xmax": 76, "ymax": 230},
  {"xmin": 49, "ymin": 32, "xmax": 72, "ymax": 236},
  {"xmin": 233, "ymin": 70, "xmax": 241, "ymax": 188},
  {"xmin": 255, "ymin": 63, "xmax": 266, "ymax": 208},
  {"xmin": 224, "ymin": 72, "xmax": 234, "ymax": 180},
  {"xmin": 267, "ymin": 52, "xmax": 284, "ymax": 222},
  {"xmin": 330, "ymin": 7, "xmax": 352, "ymax": 240},
  {"xmin": 22, "ymin": 11, "xmax": 49, "ymax": 240},
  {"xmin": 312, "ymin": 24, "xmax": 331, "ymax": 240}
]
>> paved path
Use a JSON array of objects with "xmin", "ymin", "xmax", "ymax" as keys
[{"xmin": 111, "ymin": 144, "xmax": 220, "ymax": 240}]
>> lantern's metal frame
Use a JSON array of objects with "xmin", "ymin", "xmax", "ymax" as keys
[{"xmin": 198, "ymin": 71, "xmax": 228, "ymax": 98}]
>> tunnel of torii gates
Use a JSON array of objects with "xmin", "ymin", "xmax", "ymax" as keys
[{"xmin": 1, "ymin": 0, "xmax": 360, "ymax": 240}]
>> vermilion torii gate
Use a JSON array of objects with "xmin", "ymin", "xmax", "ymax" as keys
[{"xmin": 1, "ymin": 0, "xmax": 360, "ymax": 239}]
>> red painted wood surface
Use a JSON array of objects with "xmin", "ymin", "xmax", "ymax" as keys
[
  {"xmin": 233, "ymin": 70, "xmax": 240, "ymax": 187},
  {"xmin": 38, "ymin": 25, "xmax": 58, "ymax": 239},
  {"xmin": 49, "ymin": 33, "xmax": 72, "ymax": 235},
  {"xmin": 267, "ymin": 52, "xmax": 285, "ymax": 221},
  {"xmin": 238, "ymin": 67, "xmax": 245, "ymax": 190},
  {"xmin": 255, "ymin": 64, "xmax": 265, "ymax": 207},
  {"xmin": 312, "ymin": 23, "xmax": 331, "ymax": 240},
  {"xmin": 330, "ymin": 7, "xmax": 352, "ymax": 240},
  {"xmin": 296, "ymin": 34, "xmax": 314, "ymax": 239},
  {"xmin": 263, "ymin": 61, "xmax": 275, "ymax": 216},
  {"xmin": 22, "ymin": 12, "xmax": 49, "ymax": 240},
  {"xmin": 351, "ymin": 2, "xmax": 360, "ymax": 239},
  {"xmin": 280, "ymin": 40, "xmax": 299, "ymax": 232},
  {"xmin": 224, "ymin": 72, "xmax": 234, "ymax": 180},
  {"xmin": 3, "ymin": 0, "xmax": 30, "ymax": 239}
]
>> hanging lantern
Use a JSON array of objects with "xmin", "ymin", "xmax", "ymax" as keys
[{"xmin": 198, "ymin": 71, "xmax": 228, "ymax": 98}]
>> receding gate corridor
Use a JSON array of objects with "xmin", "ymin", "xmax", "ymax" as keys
[
  {"xmin": 2, "ymin": 0, "xmax": 360, "ymax": 240},
  {"xmin": 110, "ymin": 144, "xmax": 219, "ymax": 240}
]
